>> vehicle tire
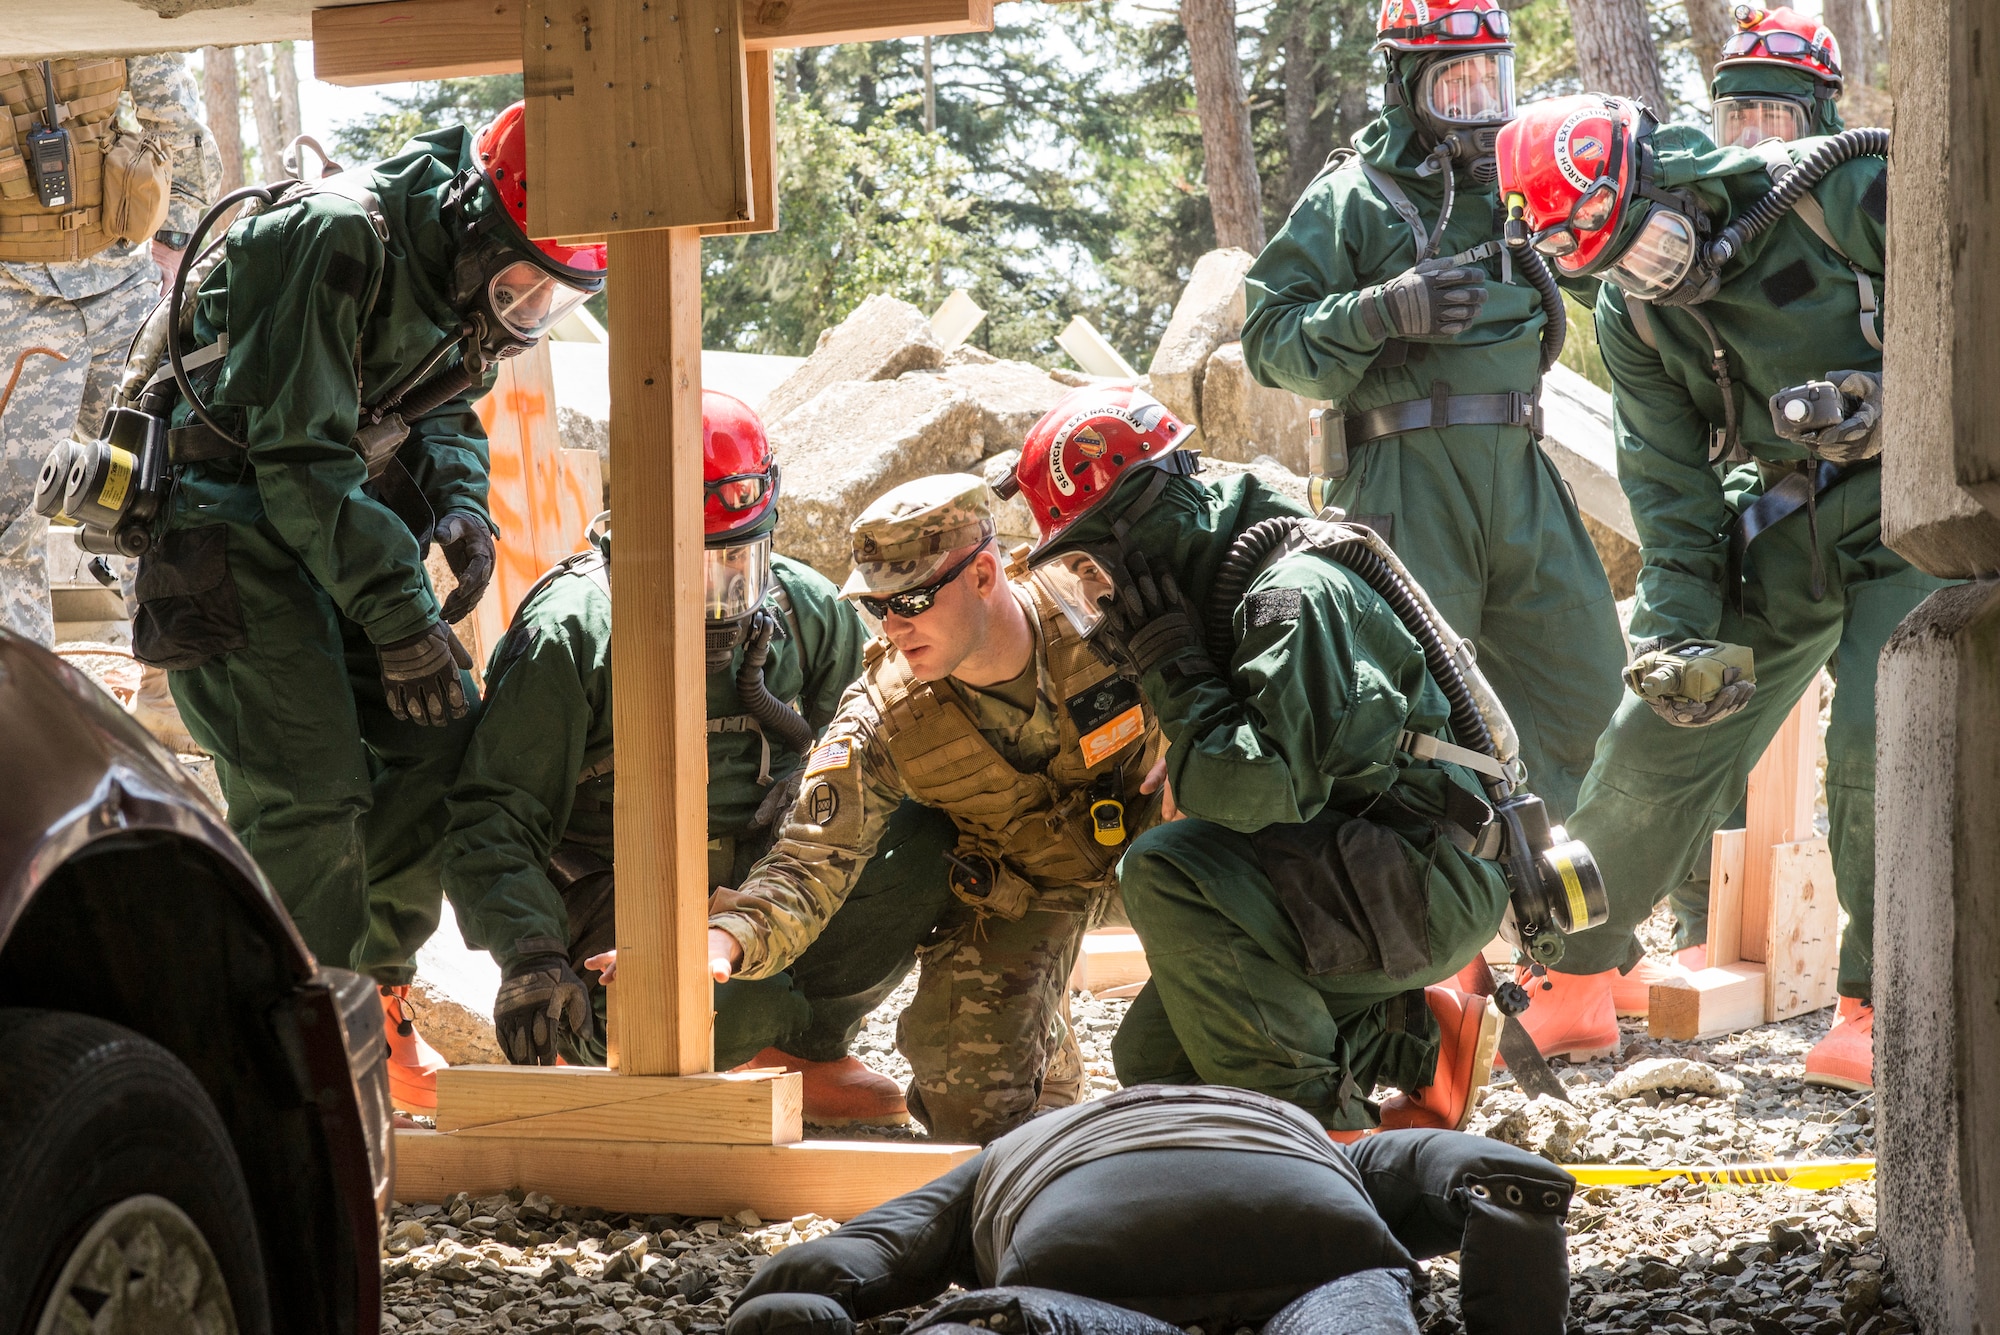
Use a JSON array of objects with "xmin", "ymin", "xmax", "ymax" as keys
[{"xmin": 0, "ymin": 1009, "xmax": 272, "ymax": 1335}]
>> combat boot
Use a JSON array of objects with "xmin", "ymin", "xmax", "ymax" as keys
[
  {"xmin": 1611, "ymin": 955, "xmax": 1698, "ymax": 1018},
  {"xmin": 1377, "ymin": 986, "xmax": 1501, "ymax": 1131},
  {"xmin": 1802, "ymin": 997, "xmax": 1873, "ymax": 1091},
  {"xmin": 380, "ymin": 986, "xmax": 446, "ymax": 1114},
  {"xmin": 1500, "ymin": 967, "xmax": 1620, "ymax": 1065},
  {"xmin": 748, "ymin": 1048, "xmax": 910, "ymax": 1127},
  {"xmin": 1034, "ymin": 1021, "xmax": 1086, "ymax": 1114}
]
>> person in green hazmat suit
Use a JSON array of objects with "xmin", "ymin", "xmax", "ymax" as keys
[
  {"xmin": 1664, "ymin": 3, "xmax": 1853, "ymax": 963},
  {"xmin": 1240, "ymin": 0, "xmax": 1627, "ymax": 843},
  {"xmin": 1493, "ymin": 93, "xmax": 1947, "ymax": 1092},
  {"xmin": 126, "ymin": 102, "xmax": 605, "ymax": 1110},
  {"xmin": 437, "ymin": 393, "xmax": 955, "ymax": 1125},
  {"xmin": 1001, "ymin": 384, "xmax": 1532, "ymax": 1136}
]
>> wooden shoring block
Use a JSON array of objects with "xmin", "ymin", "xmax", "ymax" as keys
[
  {"xmin": 1647, "ymin": 963, "xmax": 1767, "ymax": 1041},
  {"xmin": 312, "ymin": 0, "xmax": 998, "ymax": 85},
  {"xmin": 525, "ymin": 0, "xmax": 749, "ymax": 236},
  {"xmin": 435, "ymin": 1067, "xmax": 803, "ymax": 1145},
  {"xmin": 1706, "ymin": 827, "xmax": 1749, "ymax": 968},
  {"xmin": 700, "ymin": 49, "xmax": 778, "ymax": 238},
  {"xmin": 1068, "ymin": 930, "xmax": 1149, "ymax": 993},
  {"xmin": 394, "ymin": 1131, "xmax": 979, "ymax": 1222},
  {"xmin": 605, "ymin": 228, "xmax": 712, "ymax": 1076},
  {"xmin": 1764, "ymin": 837, "xmax": 1841, "ymax": 1023},
  {"xmin": 1739, "ymin": 676, "xmax": 1823, "ymax": 962}
]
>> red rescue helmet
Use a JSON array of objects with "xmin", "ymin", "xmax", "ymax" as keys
[
  {"xmin": 998, "ymin": 384, "xmax": 1196, "ymax": 553},
  {"xmin": 472, "ymin": 103, "xmax": 609, "ymax": 275},
  {"xmin": 703, "ymin": 389, "xmax": 779, "ymax": 546},
  {"xmin": 1716, "ymin": 5, "xmax": 1842, "ymax": 91},
  {"xmin": 1374, "ymin": 0, "xmax": 1511, "ymax": 51},
  {"xmin": 1496, "ymin": 95, "xmax": 1644, "ymax": 279}
]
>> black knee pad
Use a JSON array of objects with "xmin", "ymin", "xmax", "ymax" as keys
[
  {"xmin": 724, "ymin": 1292, "xmax": 853, "ymax": 1335},
  {"xmin": 1458, "ymin": 1169, "xmax": 1571, "ymax": 1335},
  {"xmin": 1261, "ymin": 1269, "xmax": 1419, "ymax": 1335},
  {"xmin": 913, "ymin": 1287, "xmax": 1184, "ymax": 1335}
]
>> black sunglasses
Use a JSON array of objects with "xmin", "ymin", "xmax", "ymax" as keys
[{"xmin": 858, "ymin": 546, "xmax": 986, "ymax": 619}]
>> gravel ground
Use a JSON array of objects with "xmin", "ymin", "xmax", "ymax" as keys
[{"xmin": 383, "ymin": 905, "xmax": 1909, "ymax": 1335}]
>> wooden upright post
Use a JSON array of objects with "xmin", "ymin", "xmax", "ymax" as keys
[
  {"xmin": 1737, "ymin": 675, "xmax": 1820, "ymax": 962},
  {"xmin": 606, "ymin": 227, "xmax": 714, "ymax": 1076}
]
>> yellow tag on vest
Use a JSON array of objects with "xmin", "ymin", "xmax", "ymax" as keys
[
  {"xmin": 1078, "ymin": 704, "xmax": 1144, "ymax": 768},
  {"xmin": 804, "ymin": 739, "xmax": 851, "ymax": 778}
]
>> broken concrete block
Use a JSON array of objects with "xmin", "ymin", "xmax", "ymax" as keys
[
  {"xmin": 1538, "ymin": 365, "xmax": 1639, "ymax": 597},
  {"xmin": 983, "ymin": 449, "xmax": 1037, "ymax": 548},
  {"xmin": 762, "ymin": 295, "xmax": 945, "ymax": 426},
  {"xmin": 1197, "ymin": 341, "xmax": 1317, "ymax": 474},
  {"xmin": 408, "ymin": 903, "xmax": 505, "ymax": 1066},
  {"xmin": 1147, "ymin": 247, "xmax": 1256, "ymax": 425},
  {"xmin": 771, "ymin": 375, "xmax": 987, "ymax": 577},
  {"xmin": 1199, "ymin": 454, "xmax": 1311, "ymax": 514},
  {"xmin": 940, "ymin": 356, "xmax": 1072, "ymax": 457}
]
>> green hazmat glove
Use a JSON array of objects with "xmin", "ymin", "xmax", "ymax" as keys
[{"xmin": 1623, "ymin": 639, "xmax": 1757, "ymax": 728}]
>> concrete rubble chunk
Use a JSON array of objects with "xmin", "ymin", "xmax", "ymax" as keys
[
  {"xmin": 1147, "ymin": 247, "xmax": 1256, "ymax": 425},
  {"xmin": 408, "ymin": 903, "xmax": 506, "ymax": 1066},
  {"xmin": 1604, "ymin": 1057, "xmax": 1744, "ymax": 1101},
  {"xmin": 938, "ymin": 356, "xmax": 1072, "ymax": 457},
  {"xmin": 761, "ymin": 295, "xmax": 945, "ymax": 426},
  {"xmin": 1197, "ymin": 341, "xmax": 1319, "ymax": 474},
  {"xmin": 771, "ymin": 377, "xmax": 987, "ymax": 578},
  {"xmin": 1538, "ymin": 365, "xmax": 1639, "ymax": 597}
]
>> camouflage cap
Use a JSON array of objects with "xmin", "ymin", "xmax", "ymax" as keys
[{"xmin": 840, "ymin": 473, "xmax": 997, "ymax": 599}]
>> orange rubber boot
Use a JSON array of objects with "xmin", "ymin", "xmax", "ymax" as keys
[
  {"xmin": 748, "ymin": 1048, "xmax": 910, "ymax": 1127},
  {"xmin": 1500, "ymin": 967, "xmax": 1620, "ymax": 1066},
  {"xmin": 380, "ymin": 986, "xmax": 446, "ymax": 1114},
  {"xmin": 1674, "ymin": 944, "xmax": 1707, "ymax": 971},
  {"xmin": 1611, "ymin": 955, "xmax": 1697, "ymax": 1019},
  {"xmin": 1377, "ymin": 986, "xmax": 1502, "ymax": 1132},
  {"xmin": 1803, "ymin": 998, "xmax": 1873, "ymax": 1091}
]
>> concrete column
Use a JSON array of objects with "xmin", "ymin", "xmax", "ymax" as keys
[{"xmin": 1878, "ymin": 0, "xmax": 2000, "ymax": 1326}]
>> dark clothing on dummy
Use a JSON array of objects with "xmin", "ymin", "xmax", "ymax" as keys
[{"xmin": 726, "ymin": 1087, "xmax": 1573, "ymax": 1335}]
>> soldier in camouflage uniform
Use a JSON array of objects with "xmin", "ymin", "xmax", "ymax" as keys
[
  {"xmin": 0, "ymin": 54, "xmax": 215, "ymax": 644},
  {"xmin": 701, "ymin": 474, "xmax": 1166, "ymax": 1144}
]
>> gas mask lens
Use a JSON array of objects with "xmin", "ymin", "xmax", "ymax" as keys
[
  {"xmin": 1420, "ymin": 51, "xmax": 1515, "ymax": 126},
  {"xmin": 1710, "ymin": 97, "xmax": 1811, "ymax": 148},
  {"xmin": 487, "ymin": 259, "xmax": 597, "ymax": 340},
  {"xmin": 703, "ymin": 534, "xmax": 772, "ymax": 623},
  {"xmin": 1605, "ymin": 209, "xmax": 1698, "ymax": 299},
  {"xmin": 1032, "ymin": 551, "xmax": 1117, "ymax": 640}
]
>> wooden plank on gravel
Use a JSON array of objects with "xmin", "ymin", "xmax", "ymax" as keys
[
  {"xmin": 1764, "ymin": 837, "xmax": 1841, "ymax": 1023},
  {"xmin": 394, "ymin": 1132, "xmax": 979, "ymax": 1221},
  {"xmin": 435, "ymin": 1067, "xmax": 801, "ymax": 1145},
  {"xmin": 1707, "ymin": 827, "xmax": 1748, "ymax": 969},
  {"xmin": 1648, "ymin": 962, "xmax": 1767, "ymax": 1041}
]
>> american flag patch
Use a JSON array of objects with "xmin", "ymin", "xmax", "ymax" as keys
[{"xmin": 804, "ymin": 739, "xmax": 852, "ymax": 778}]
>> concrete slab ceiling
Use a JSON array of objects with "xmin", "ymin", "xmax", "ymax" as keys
[{"xmin": 0, "ymin": 0, "xmax": 379, "ymax": 60}]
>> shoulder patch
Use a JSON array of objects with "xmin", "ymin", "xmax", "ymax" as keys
[
  {"xmin": 322, "ymin": 249, "xmax": 370, "ymax": 303},
  {"xmin": 805, "ymin": 780, "xmax": 840, "ymax": 826},
  {"xmin": 1860, "ymin": 166, "xmax": 1886, "ymax": 224},
  {"xmin": 1760, "ymin": 258, "xmax": 1815, "ymax": 309},
  {"xmin": 803, "ymin": 739, "xmax": 851, "ymax": 778},
  {"xmin": 1244, "ymin": 586, "xmax": 1304, "ymax": 630}
]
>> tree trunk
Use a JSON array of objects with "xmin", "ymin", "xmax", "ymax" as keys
[
  {"xmin": 1182, "ymin": 0, "xmax": 1267, "ymax": 252},
  {"xmin": 200, "ymin": 46, "xmax": 243, "ymax": 195},
  {"xmin": 1282, "ymin": 0, "xmax": 1322, "ymax": 204},
  {"xmin": 1684, "ymin": 0, "xmax": 1735, "ymax": 90},
  {"xmin": 1567, "ymin": 0, "xmax": 1671, "ymax": 111},
  {"xmin": 244, "ymin": 47, "xmax": 285, "ymax": 184},
  {"xmin": 273, "ymin": 41, "xmax": 303, "ymax": 147}
]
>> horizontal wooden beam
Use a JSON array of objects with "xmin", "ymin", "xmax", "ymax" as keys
[
  {"xmin": 311, "ymin": 0, "xmax": 996, "ymax": 86},
  {"xmin": 1647, "ymin": 962, "xmax": 1767, "ymax": 1042},
  {"xmin": 1069, "ymin": 930, "xmax": 1149, "ymax": 994},
  {"xmin": 395, "ymin": 1132, "xmax": 979, "ymax": 1221},
  {"xmin": 435, "ymin": 1067, "xmax": 801, "ymax": 1145}
]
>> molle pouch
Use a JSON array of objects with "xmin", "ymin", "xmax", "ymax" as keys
[
  {"xmin": 131, "ymin": 524, "xmax": 248, "ymax": 671},
  {"xmin": 1253, "ymin": 815, "xmax": 1432, "ymax": 980},
  {"xmin": 943, "ymin": 847, "xmax": 1036, "ymax": 921},
  {"xmin": 101, "ymin": 130, "xmax": 170, "ymax": 246}
]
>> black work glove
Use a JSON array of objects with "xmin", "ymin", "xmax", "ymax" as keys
[
  {"xmin": 752, "ymin": 767, "xmax": 805, "ymax": 832},
  {"xmin": 1357, "ymin": 257, "xmax": 1488, "ymax": 341},
  {"xmin": 494, "ymin": 952, "xmax": 594, "ymax": 1066},
  {"xmin": 434, "ymin": 511, "xmax": 496, "ymax": 623},
  {"xmin": 378, "ymin": 622, "xmax": 473, "ymax": 726},
  {"xmin": 1803, "ymin": 369, "xmax": 1883, "ymax": 464},
  {"xmin": 1096, "ymin": 549, "xmax": 1212, "ymax": 679}
]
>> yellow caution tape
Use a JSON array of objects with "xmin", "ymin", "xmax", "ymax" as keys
[{"xmin": 1565, "ymin": 1159, "xmax": 1875, "ymax": 1191}]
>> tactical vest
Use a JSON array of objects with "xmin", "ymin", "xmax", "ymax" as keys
[
  {"xmin": 863, "ymin": 580, "xmax": 1162, "ymax": 917},
  {"xmin": 0, "ymin": 59, "xmax": 145, "ymax": 263}
]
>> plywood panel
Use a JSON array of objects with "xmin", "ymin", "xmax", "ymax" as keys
[
  {"xmin": 1740, "ymin": 677, "xmax": 1823, "ymax": 962},
  {"xmin": 435, "ymin": 1067, "xmax": 802, "ymax": 1143},
  {"xmin": 395, "ymin": 1131, "xmax": 979, "ymax": 1220},
  {"xmin": 1765, "ymin": 837, "xmax": 1841, "ymax": 1022},
  {"xmin": 524, "ymin": 0, "xmax": 749, "ymax": 235},
  {"xmin": 606, "ymin": 228, "xmax": 712, "ymax": 1076},
  {"xmin": 1706, "ymin": 827, "xmax": 1748, "ymax": 969},
  {"xmin": 1648, "ymin": 963, "xmax": 1767, "ymax": 1041},
  {"xmin": 700, "ymin": 49, "xmax": 778, "ymax": 238}
]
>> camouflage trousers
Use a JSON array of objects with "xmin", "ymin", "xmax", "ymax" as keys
[
  {"xmin": 898, "ymin": 899, "xmax": 1093, "ymax": 1145},
  {"xmin": 0, "ymin": 263, "xmax": 160, "ymax": 645}
]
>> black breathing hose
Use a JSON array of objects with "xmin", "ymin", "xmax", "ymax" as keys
[
  {"xmin": 1703, "ymin": 127, "xmax": 1889, "ymax": 269},
  {"xmin": 1513, "ymin": 244, "xmax": 1568, "ymax": 375},
  {"xmin": 736, "ymin": 609, "xmax": 816, "ymax": 759},
  {"xmin": 169, "ymin": 183, "xmax": 287, "ymax": 451},
  {"xmin": 386, "ymin": 356, "xmax": 477, "ymax": 423},
  {"xmin": 1204, "ymin": 518, "xmax": 1497, "ymax": 766}
]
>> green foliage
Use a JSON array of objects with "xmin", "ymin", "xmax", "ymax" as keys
[
  {"xmin": 331, "ymin": 75, "xmax": 523, "ymax": 165},
  {"xmin": 1558, "ymin": 290, "xmax": 1614, "ymax": 393}
]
